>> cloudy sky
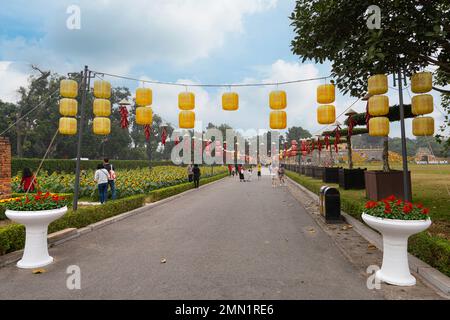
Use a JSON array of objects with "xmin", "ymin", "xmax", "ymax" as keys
[{"xmin": 0, "ymin": 0, "xmax": 446, "ymax": 138}]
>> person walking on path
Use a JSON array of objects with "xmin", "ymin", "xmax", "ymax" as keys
[
  {"xmin": 228, "ymin": 164, "xmax": 233, "ymax": 176},
  {"xmin": 20, "ymin": 168, "xmax": 38, "ymax": 193},
  {"xmin": 94, "ymin": 164, "xmax": 110, "ymax": 204},
  {"xmin": 270, "ymin": 164, "xmax": 278, "ymax": 187},
  {"xmin": 278, "ymin": 165, "xmax": 286, "ymax": 186},
  {"xmin": 257, "ymin": 163, "xmax": 262, "ymax": 180},
  {"xmin": 187, "ymin": 164, "xmax": 194, "ymax": 182},
  {"xmin": 239, "ymin": 165, "xmax": 245, "ymax": 182},
  {"xmin": 103, "ymin": 158, "xmax": 116, "ymax": 200},
  {"xmin": 193, "ymin": 164, "xmax": 201, "ymax": 188}
]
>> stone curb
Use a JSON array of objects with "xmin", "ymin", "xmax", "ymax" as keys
[
  {"xmin": 286, "ymin": 176, "xmax": 450, "ymax": 297},
  {"xmin": 0, "ymin": 175, "xmax": 228, "ymax": 269}
]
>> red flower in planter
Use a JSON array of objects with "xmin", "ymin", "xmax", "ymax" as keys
[
  {"xmin": 384, "ymin": 207, "xmax": 392, "ymax": 214},
  {"xmin": 385, "ymin": 195, "xmax": 396, "ymax": 202},
  {"xmin": 365, "ymin": 201, "xmax": 378, "ymax": 209},
  {"xmin": 416, "ymin": 203, "xmax": 424, "ymax": 209},
  {"xmin": 421, "ymin": 208, "xmax": 429, "ymax": 215},
  {"xmin": 44, "ymin": 192, "xmax": 50, "ymax": 198},
  {"xmin": 395, "ymin": 199, "xmax": 403, "ymax": 206},
  {"xmin": 403, "ymin": 205, "xmax": 412, "ymax": 214},
  {"xmin": 34, "ymin": 194, "xmax": 41, "ymax": 201}
]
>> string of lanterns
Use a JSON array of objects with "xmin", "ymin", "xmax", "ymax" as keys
[
  {"xmin": 92, "ymin": 80, "xmax": 112, "ymax": 135},
  {"xmin": 367, "ymin": 74, "xmax": 390, "ymax": 136},
  {"xmin": 411, "ymin": 72, "xmax": 434, "ymax": 136},
  {"xmin": 58, "ymin": 79, "xmax": 78, "ymax": 135}
]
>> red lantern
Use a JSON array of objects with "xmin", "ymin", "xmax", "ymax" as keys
[{"xmin": 144, "ymin": 125, "xmax": 151, "ymax": 141}]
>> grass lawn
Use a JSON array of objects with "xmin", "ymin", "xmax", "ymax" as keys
[{"xmin": 286, "ymin": 162, "xmax": 450, "ymax": 277}]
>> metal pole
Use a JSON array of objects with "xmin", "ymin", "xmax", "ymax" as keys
[
  {"xmin": 73, "ymin": 65, "xmax": 89, "ymax": 210},
  {"xmin": 397, "ymin": 70, "xmax": 411, "ymax": 201}
]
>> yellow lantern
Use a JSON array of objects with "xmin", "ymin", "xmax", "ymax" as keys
[
  {"xmin": 222, "ymin": 92, "xmax": 239, "ymax": 111},
  {"xmin": 369, "ymin": 117, "xmax": 389, "ymax": 136},
  {"xmin": 270, "ymin": 111, "xmax": 287, "ymax": 129},
  {"xmin": 317, "ymin": 84, "xmax": 335, "ymax": 104},
  {"xmin": 411, "ymin": 72, "xmax": 432, "ymax": 93},
  {"xmin": 93, "ymin": 99, "xmax": 111, "ymax": 117},
  {"xmin": 59, "ymin": 117, "xmax": 77, "ymax": 135},
  {"xmin": 368, "ymin": 95, "xmax": 389, "ymax": 116},
  {"xmin": 179, "ymin": 111, "xmax": 195, "ymax": 129},
  {"xmin": 60, "ymin": 80, "xmax": 78, "ymax": 98},
  {"xmin": 59, "ymin": 98, "xmax": 78, "ymax": 117},
  {"xmin": 178, "ymin": 92, "xmax": 195, "ymax": 110},
  {"xmin": 269, "ymin": 90, "xmax": 287, "ymax": 110},
  {"xmin": 93, "ymin": 80, "xmax": 111, "ymax": 99},
  {"xmin": 412, "ymin": 94, "xmax": 433, "ymax": 115},
  {"xmin": 317, "ymin": 105, "xmax": 336, "ymax": 124},
  {"xmin": 93, "ymin": 117, "xmax": 111, "ymax": 135},
  {"xmin": 368, "ymin": 74, "xmax": 388, "ymax": 95},
  {"xmin": 413, "ymin": 117, "xmax": 434, "ymax": 136},
  {"xmin": 136, "ymin": 88, "xmax": 152, "ymax": 107},
  {"xmin": 136, "ymin": 106, "xmax": 153, "ymax": 125}
]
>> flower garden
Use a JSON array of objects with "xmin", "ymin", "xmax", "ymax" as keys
[{"xmin": 10, "ymin": 165, "xmax": 225, "ymax": 201}]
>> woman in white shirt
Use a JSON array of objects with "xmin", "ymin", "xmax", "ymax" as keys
[{"xmin": 94, "ymin": 164, "xmax": 110, "ymax": 204}]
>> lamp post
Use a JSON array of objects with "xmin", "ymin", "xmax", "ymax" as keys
[{"xmin": 393, "ymin": 71, "xmax": 411, "ymax": 201}]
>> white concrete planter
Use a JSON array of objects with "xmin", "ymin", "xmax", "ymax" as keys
[
  {"xmin": 362, "ymin": 213, "xmax": 431, "ymax": 286},
  {"xmin": 5, "ymin": 206, "xmax": 67, "ymax": 269}
]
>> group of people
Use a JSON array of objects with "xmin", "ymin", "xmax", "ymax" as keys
[
  {"xmin": 269, "ymin": 163, "xmax": 286, "ymax": 187},
  {"xmin": 94, "ymin": 158, "xmax": 116, "ymax": 204},
  {"xmin": 229, "ymin": 163, "xmax": 262, "ymax": 182},
  {"xmin": 186, "ymin": 164, "xmax": 201, "ymax": 188}
]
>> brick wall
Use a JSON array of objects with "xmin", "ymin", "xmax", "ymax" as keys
[{"xmin": 0, "ymin": 137, "xmax": 11, "ymax": 199}]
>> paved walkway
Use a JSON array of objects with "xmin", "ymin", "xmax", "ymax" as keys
[{"xmin": 0, "ymin": 175, "xmax": 382, "ymax": 299}]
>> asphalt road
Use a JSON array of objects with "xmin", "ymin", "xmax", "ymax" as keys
[{"xmin": 0, "ymin": 174, "xmax": 382, "ymax": 299}]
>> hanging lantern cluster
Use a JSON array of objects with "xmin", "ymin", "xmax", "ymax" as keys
[
  {"xmin": 134, "ymin": 87, "xmax": 153, "ymax": 141},
  {"xmin": 92, "ymin": 80, "xmax": 111, "ymax": 135},
  {"xmin": 411, "ymin": 72, "xmax": 434, "ymax": 136},
  {"xmin": 59, "ymin": 79, "xmax": 78, "ymax": 135},
  {"xmin": 269, "ymin": 90, "xmax": 287, "ymax": 129},
  {"xmin": 367, "ymin": 74, "xmax": 389, "ymax": 136},
  {"xmin": 178, "ymin": 91, "xmax": 195, "ymax": 128},
  {"xmin": 316, "ymin": 83, "xmax": 336, "ymax": 125}
]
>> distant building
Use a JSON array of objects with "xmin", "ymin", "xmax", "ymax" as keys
[{"xmin": 415, "ymin": 147, "xmax": 436, "ymax": 163}]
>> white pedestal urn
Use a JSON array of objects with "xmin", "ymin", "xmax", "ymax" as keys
[
  {"xmin": 5, "ymin": 206, "xmax": 67, "ymax": 269},
  {"xmin": 362, "ymin": 213, "xmax": 431, "ymax": 286}
]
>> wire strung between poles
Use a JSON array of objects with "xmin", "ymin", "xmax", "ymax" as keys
[
  {"xmin": 0, "ymin": 88, "xmax": 60, "ymax": 136},
  {"xmin": 90, "ymin": 70, "xmax": 331, "ymax": 88}
]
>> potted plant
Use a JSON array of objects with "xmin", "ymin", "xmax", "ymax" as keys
[
  {"xmin": 362, "ymin": 195, "xmax": 431, "ymax": 286},
  {"xmin": 5, "ymin": 192, "xmax": 68, "ymax": 269}
]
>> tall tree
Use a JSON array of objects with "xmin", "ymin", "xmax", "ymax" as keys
[{"xmin": 290, "ymin": 0, "xmax": 450, "ymax": 145}]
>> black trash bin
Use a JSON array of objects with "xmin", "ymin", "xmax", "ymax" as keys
[{"xmin": 324, "ymin": 187, "xmax": 341, "ymax": 223}]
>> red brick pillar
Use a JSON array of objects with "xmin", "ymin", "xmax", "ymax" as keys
[{"xmin": 0, "ymin": 137, "xmax": 12, "ymax": 199}]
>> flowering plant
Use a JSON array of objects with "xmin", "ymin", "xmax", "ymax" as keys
[
  {"xmin": 364, "ymin": 195, "xmax": 430, "ymax": 220},
  {"xmin": 5, "ymin": 192, "xmax": 68, "ymax": 211}
]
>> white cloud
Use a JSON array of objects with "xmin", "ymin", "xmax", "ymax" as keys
[
  {"xmin": 0, "ymin": 62, "xmax": 30, "ymax": 103},
  {"xmin": 0, "ymin": 0, "xmax": 277, "ymax": 74}
]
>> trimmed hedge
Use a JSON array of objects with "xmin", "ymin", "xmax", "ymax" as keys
[
  {"xmin": 12, "ymin": 158, "xmax": 172, "ymax": 175},
  {"xmin": 0, "ymin": 172, "xmax": 228, "ymax": 256},
  {"xmin": 285, "ymin": 170, "xmax": 450, "ymax": 278}
]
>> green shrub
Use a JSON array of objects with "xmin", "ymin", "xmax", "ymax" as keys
[
  {"xmin": 0, "ymin": 224, "xmax": 25, "ymax": 255},
  {"xmin": 12, "ymin": 158, "xmax": 171, "ymax": 175},
  {"xmin": 409, "ymin": 232, "xmax": 450, "ymax": 277}
]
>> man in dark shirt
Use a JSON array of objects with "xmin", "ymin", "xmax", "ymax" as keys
[{"xmin": 193, "ymin": 164, "xmax": 201, "ymax": 188}]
